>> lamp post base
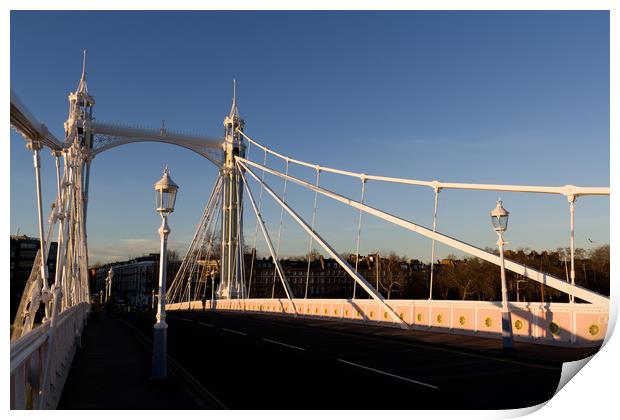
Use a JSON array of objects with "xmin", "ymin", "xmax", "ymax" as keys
[
  {"xmin": 501, "ymin": 310, "xmax": 514, "ymax": 349},
  {"xmin": 152, "ymin": 323, "xmax": 167, "ymax": 379}
]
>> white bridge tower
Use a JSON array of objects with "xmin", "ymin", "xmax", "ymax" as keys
[{"xmin": 218, "ymin": 81, "xmax": 246, "ymax": 299}]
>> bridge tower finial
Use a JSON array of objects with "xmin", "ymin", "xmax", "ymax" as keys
[
  {"xmin": 81, "ymin": 49, "xmax": 87, "ymax": 80},
  {"xmin": 229, "ymin": 79, "xmax": 239, "ymax": 118},
  {"xmin": 77, "ymin": 49, "xmax": 89, "ymax": 94}
]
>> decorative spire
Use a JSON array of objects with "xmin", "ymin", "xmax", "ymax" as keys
[
  {"xmin": 81, "ymin": 49, "xmax": 87, "ymax": 80},
  {"xmin": 77, "ymin": 49, "xmax": 89, "ymax": 94},
  {"xmin": 229, "ymin": 79, "xmax": 239, "ymax": 118}
]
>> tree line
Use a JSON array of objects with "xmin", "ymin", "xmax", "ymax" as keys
[{"xmin": 380, "ymin": 244, "xmax": 609, "ymax": 302}]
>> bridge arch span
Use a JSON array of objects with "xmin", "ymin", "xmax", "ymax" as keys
[{"xmin": 91, "ymin": 122, "xmax": 224, "ymax": 167}]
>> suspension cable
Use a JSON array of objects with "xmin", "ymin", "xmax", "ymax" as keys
[
  {"xmin": 247, "ymin": 148, "xmax": 268, "ymax": 299},
  {"xmin": 236, "ymin": 156, "xmax": 608, "ymax": 306},
  {"xmin": 271, "ymin": 159, "xmax": 289, "ymax": 298},
  {"xmin": 168, "ymin": 176, "xmax": 222, "ymax": 303},
  {"xmin": 237, "ymin": 161, "xmax": 296, "ymax": 311},
  {"xmin": 304, "ymin": 168, "xmax": 321, "ymax": 299},
  {"xmin": 238, "ymin": 159, "xmax": 404, "ymax": 326},
  {"xmin": 352, "ymin": 176, "xmax": 367, "ymax": 299},
  {"xmin": 237, "ymin": 129, "xmax": 608, "ymax": 198},
  {"xmin": 190, "ymin": 191, "xmax": 221, "ymax": 304},
  {"xmin": 428, "ymin": 187, "xmax": 440, "ymax": 300},
  {"xmin": 168, "ymin": 182, "xmax": 216, "ymax": 303}
]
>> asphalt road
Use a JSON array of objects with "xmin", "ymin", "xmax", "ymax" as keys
[{"xmin": 121, "ymin": 310, "xmax": 563, "ymax": 409}]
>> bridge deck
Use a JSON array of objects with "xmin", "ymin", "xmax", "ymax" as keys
[{"xmin": 58, "ymin": 308, "xmax": 600, "ymax": 409}]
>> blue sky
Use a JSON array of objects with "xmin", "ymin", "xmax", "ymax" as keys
[{"xmin": 10, "ymin": 11, "xmax": 609, "ymax": 264}]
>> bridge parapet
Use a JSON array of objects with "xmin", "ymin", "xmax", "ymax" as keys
[
  {"xmin": 167, "ymin": 299, "xmax": 608, "ymax": 348},
  {"xmin": 10, "ymin": 303, "xmax": 89, "ymax": 409}
]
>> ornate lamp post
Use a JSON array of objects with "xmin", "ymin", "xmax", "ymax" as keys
[
  {"xmin": 152, "ymin": 166, "xmax": 179, "ymax": 379},
  {"xmin": 105, "ymin": 268, "xmax": 113, "ymax": 303},
  {"xmin": 210, "ymin": 269, "xmax": 217, "ymax": 307},
  {"xmin": 490, "ymin": 199, "xmax": 513, "ymax": 349}
]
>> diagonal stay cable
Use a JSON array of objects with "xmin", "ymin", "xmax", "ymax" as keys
[
  {"xmin": 236, "ymin": 161, "xmax": 297, "ymax": 313},
  {"xmin": 237, "ymin": 158, "xmax": 406, "ymax": 327},
  {"xmin": 235, "ymin": 156, "xmax": 608, "ymax": 306}
]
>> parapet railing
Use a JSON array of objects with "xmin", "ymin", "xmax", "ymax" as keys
[
  {"xmin": 10, "ymin": 302, "xmax": 89, "ymax": 410},
  {"xmin": 168, "ymin": 298, "xmax": 608, "ymax": 348}
]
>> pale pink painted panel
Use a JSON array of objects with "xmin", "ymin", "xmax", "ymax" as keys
[
  {"xmin": 431, "ymin": 306, "xmax": 450, "ymax": 328},
  {"xmin": 451, "ymin": 307, "xmax": 475, "ymax": 332},
  {"xmin": 575, "ymin": 313, "xmax": 607, "ymax": 342},
  {"xmin": 477, "ymin": 308, "xmax": 502, "ymax": 334},
  {"xmin": 412, "ymin": 304, "xmax": 429, "ymax": 327},
  {"xmin": 510, "ymin": 310, "xmax": 531, "ymax": 337},
  {"xmin": 394, "ymin": 305, "xmax": 412, "ymax": 324}
]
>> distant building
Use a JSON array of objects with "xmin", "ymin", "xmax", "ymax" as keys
[
  {"xmin": 90, "ymin": 254, "xmax": 181, "ymax": 310},
  {"xmin": 10, "ymin": 235, "xmax": 58, "ymax": 322},
  {"xmin": 250, "ymin": 257, "xmax": 354, "ymax": 298},
  {"xmin": 248, "ymin": 254, "xmax": 429, "ymax": 299}
]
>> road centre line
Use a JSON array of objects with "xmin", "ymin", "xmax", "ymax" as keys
[
  {"xmin": 337, "ymin": 359, "xmax": 440, "ymax": 390},
  {"xmin": 261, "ymin": 338, "xmax": 305, "ymax": 351},
  {"xmin": 198, "ymin": 321, "xmax": 215, "ymax": 327},
  {"xmin": 222, "ymin": 328, "xmax": 247, "ymax": 336}
]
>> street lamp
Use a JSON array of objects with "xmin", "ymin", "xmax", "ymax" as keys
[
  {"xmin": 152, "ymin": 166, "xmax": 179, "ymax": 379},
  {"xmin": 105, "ymin": 268, "xmax": 113, "ymax": 303},
  {"xmin": 151, "ymin": 289, "xmax": 156, "ymax": 311},
  {"xmin": 490, "ymin": 199, "xmax": 513, "ymax": 349},
  {"xmin": 210, "ymin": 269, "xmax": 217, "ymax": 308}
]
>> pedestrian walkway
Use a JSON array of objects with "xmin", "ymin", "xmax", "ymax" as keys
[{"xmin": 57, "ymin": 310, "xmax": 208, "ymax": 409}]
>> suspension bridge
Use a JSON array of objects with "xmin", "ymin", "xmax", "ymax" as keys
[{"xmin": 10, "ymin": 52, "xmax": 610, "ymax": 409}]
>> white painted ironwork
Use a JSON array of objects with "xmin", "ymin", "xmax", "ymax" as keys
[
  {"xmin": 10, "ymin": 54, "xmax": 611, "ymax": 410},
  {"xmin": 91, "ymin": 122, "xmax": 224, "ymax": 166},
  {"xmin": 238, "ymin": 164, "xmax": 296, "ymax": 309},
  {"xmin": 236, "ymin": 156, "xmax": 609, "ymax": 307},
  {"xmin": 168, "ymin": 176, "xmax": 222, "ymax": 305},
  {"xmin": 238, "ymin": 160, "xmax": 408, "ymax": 328},
  {"xmin": 10, "ymin": 302, "xmax": 89, "ymax": 409},
  {"xmin": 218, "ymin": 81, "xmax": 246, "ymax": 299},
  {"xmin": 10, "ymin": 89, "xmax": 64, "ymax": 151},
  {"xmin": 238, "ymin": 131, "xmax": 609, "ymax": 199}
]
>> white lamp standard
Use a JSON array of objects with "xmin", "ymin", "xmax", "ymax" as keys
[
  {"xmin": 105, "ymin": 268, "xmax": 113, "ymax": 303},
  {"xmin": 210, "ymin": 269, "xmax": 216, "ymax": 308},
  {"xmin": 152, "ymin": 166, "xmax": 179, "ymax": 379},
  {"xmin": 490, "ymin": 199, "xmax": 513, "ymax": 349}
]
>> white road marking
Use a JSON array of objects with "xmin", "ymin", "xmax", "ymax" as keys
[
  {"xmin": 262, "ymin": 338, "xmax": 305, "ymax": 351},
  {"xmin": 337, "ymin": 359, "xmax": 439, "ymax": 389},
  {"xmin": 198, "ymin": 322, "xmax": 215, "ymax": 328},
  {"xmin": 222, "ymin": 328, "xmax": 247, "ymax": 336}
]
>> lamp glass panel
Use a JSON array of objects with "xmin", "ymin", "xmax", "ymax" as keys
[
  {"xmin": 491, "ymin": 215, "xmax": 509, "ymax": 231},
  {"xmin": 155, "ymin": 190, "xmax": 163, "ymax": 211},
  {"xmin": 500, "ymin": 215, "xmax": 508, "ymax": 231}
]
